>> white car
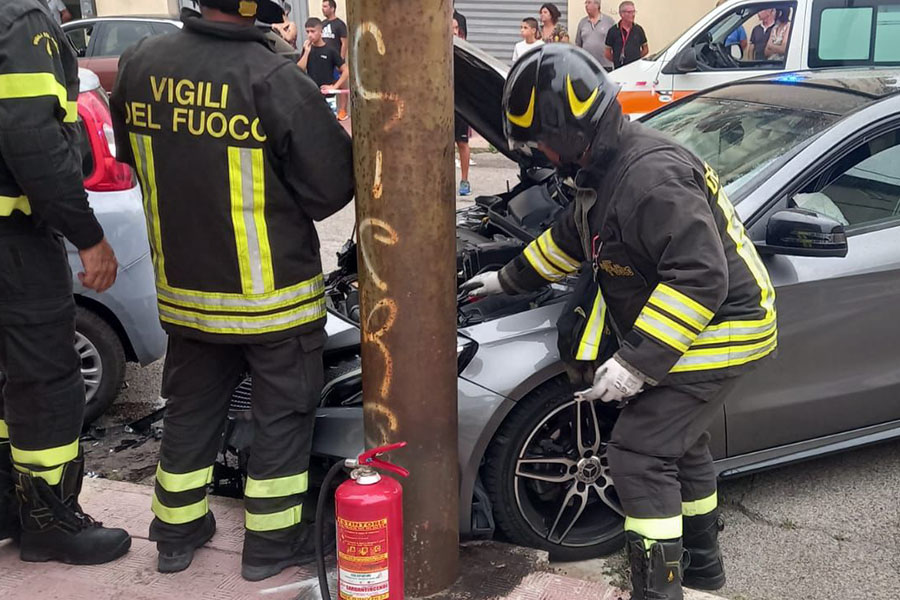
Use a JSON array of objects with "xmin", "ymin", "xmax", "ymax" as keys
[
  {"xmin": 70, "ymin": 69, "xmax": 166, "ymax": 424},
  {"xmin": 611, "ymin": 0, "xmax": 900, "ymax": 117}
]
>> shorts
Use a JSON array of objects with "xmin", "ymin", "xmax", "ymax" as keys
[{"xmin": 455, "ymin": 117, "xmax": 469, "ymax": 143}]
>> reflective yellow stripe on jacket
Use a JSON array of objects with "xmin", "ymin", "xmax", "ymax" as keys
[
  {"xmin": 670, "ymin": 180, "xmax": 777, "ymax": 373},
  {"xmin": 525, "ymin": 229, "xmax": 580, "ymax": 282},
  {"xmin": 0, "ymin": 195, "xmax": 31, "ymax": 216},
  {"xmin": 633, "ymin": 283, "xmax": 712, "ymax": 354},
  {"xmin": 128, "ymin": 132, "xmax": 327, "ymax": 336},
  {"xmin": 0, "ymin": 72, "xmax": 77, "ymax": 123},
  {"xmin": 576, "ymin": 289, "xmax": 607, "ymax": 361}
]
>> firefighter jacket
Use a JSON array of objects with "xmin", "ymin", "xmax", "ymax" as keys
[
  {"xmin": 110, "ymin": 15, "xmax": 354, "ymax": 343},
  {"xmin": 0, "ymin": 0, "xmax": 103, "ymax": 249},
  {"xmin": 499, "ymin": 102, "xmax": 777, "ymax": 386}
]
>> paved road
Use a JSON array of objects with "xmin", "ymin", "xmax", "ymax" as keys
[{"xmin": 112, "ymin": 151, "xmax": 899, "ymax": 600}]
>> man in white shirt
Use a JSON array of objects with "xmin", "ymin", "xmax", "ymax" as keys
[
  {"xmin": 512, "ymin": 17, "xmax": 544, "ymax": 63},
  {"xmin": 576, "ymin": 0, "xmax": 615, "ymax": 70},
  {"xmin": 43, "ymin": 0, "xmax": 72, "ymax": 25}
]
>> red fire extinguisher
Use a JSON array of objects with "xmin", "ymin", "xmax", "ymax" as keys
[{"xmin": 318, "ymin": 442, "xmax": 409, "ymax": 600}]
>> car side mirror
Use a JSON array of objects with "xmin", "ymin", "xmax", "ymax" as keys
[
  {"xmin": 755, "ymin": 209, "xmax": 848, "ymax": 258},
  {"xmin": 662, "ymin": 46, "xmax": 698, "ymax": 75}
]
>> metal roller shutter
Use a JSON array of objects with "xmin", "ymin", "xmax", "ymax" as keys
[{"xmin": 455, "ymin": 1, "xmax": 568, "ymax": 63}]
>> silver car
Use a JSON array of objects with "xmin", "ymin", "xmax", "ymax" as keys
[
  {"xmin": 70, "ymin": 69, "xmax": 166, "ymax": 424},
  {"xmin": 227, "ymin": 41, "xmax": 900, "ymax": 561}
]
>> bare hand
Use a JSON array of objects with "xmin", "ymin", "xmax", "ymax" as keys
[
  {"xmin": 77, "ymin": 238, "xmax": 118, "ymax": 293},
  {"xmin": 321, "ymin": 85, "xmax": 335, "ymax": 94}
]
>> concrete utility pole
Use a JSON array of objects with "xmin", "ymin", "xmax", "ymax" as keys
[{"xmin": 347, "ymin": 0, "xmax": 459, "ymax": 596}]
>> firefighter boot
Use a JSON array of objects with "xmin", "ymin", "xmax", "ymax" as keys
[
  {"xmin": 16, "ymin": 452, "xmax": 132, "ymax": 564},
  {"xmin": 683, "ymin": 510, "xmax": 726, "ymax": 590},
  {"xmin": 241, "ymin": 524, "xmax": 331, "ymax": 582},
  {"xmin": 157, "ymin": 512, "xmax": 217, "ymax": 573},
  {"xmin": 626, "ymin": 531, "xmax": 685, "ymax": 600},
  {"xmin": 0, "ymin": 442, "xmax": 19, "ymax": 542}
]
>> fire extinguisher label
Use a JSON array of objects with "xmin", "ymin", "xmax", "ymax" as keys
[{"xmin": 338, "ymin": 517, "xmax": 390, "ymax": 600}]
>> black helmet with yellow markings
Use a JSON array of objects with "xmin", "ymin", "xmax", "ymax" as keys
[{"xmin": 503, "ymin": 44, "xmax": 618, "ymax": 165}]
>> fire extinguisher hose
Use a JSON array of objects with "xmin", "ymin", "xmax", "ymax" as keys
[{"xmin": 316, "ymin": 460, "xmax": 348, "ymax": 600}]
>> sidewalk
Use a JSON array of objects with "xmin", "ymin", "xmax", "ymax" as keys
[{"xmin": 0, "ymin": 480, "xmax": 725, "ymax": 600}]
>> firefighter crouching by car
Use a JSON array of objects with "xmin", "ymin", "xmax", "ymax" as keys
[
  {"xmin": 462, "ymin": 45, "xmax": 777, "ymax": 600},
  {"xmin": 0, "ymin": 0, "xmax": 131, "ymax": 566},
  {"xmin": 110, "ymin": 0, "xmax": 353, "ymax": 581}
]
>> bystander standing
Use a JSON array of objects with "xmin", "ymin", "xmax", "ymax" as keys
[
  {"xmin": 539, "ymin": 3, "xmax": 569, "ymax": 43},
  {"xmin": 604, "ymin": 1, "xmax": 648, "ymax": 69},
  {"xmin": 321, "ymin": 0, "xmax": 349, "ymax": 120},
  {"xmin": 748, "ymin": 8, "xmax": 775, "ymax": 61},
  {"xmin": 717, "ymin": 0, "xmax": 748, "ymax": 58},
  {"xmin": 453, "ymin": 12, "xmax": 472, "ymax": 196},
  {"xmin": 298, "ymin": 17, "xmax": 349, "ymax": 115},
  {"xmin": 576, "ymin": 0, "xmax": 615, "ymax": 70},
  {"xmin": 513, "ymin": 17, "xmax": 544, "ymax": 62}
]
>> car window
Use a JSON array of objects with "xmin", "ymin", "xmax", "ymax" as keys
[
  {"xmin": 690, "ymin": 3, "xmax": 796, "ymax": 69},
  {"xmin": 643, "ymin": 96, "xmax": 837, "ymax": 201},
  {"xmin": 810, "ymin": 1, "xmax": 900, "ymax": 67},
  {"xmin": 794, "ymin": 130, "xmax": 900, "ymax": 230},
  {"xmin": 95, "ymin": 21, "xmax": 156, "ymax": 57},
  {"xmin": 151, "ymin": 22, "xmax": 180, "ymax": 35},
  {"xmin": 65, "ymin": 24, "xmax": 94, "ymax": 57}
]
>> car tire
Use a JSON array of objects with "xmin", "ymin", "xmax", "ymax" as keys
[
  {"xmin": 75, "ymin": 307, "xmax": 125, "ymax": 426},
  {"xmin": 484, "ymin": 376, "xmax": 625, "ymax": 561}
]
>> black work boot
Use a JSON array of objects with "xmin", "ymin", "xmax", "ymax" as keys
[
  {"xmin": 626, "ymin": 532, "xmax": 685, "ymax": 600},
  {"xmin": 683, "ymin": 510, "xmax": 726, "ymax": 590},
  {"xmin": 16, "ymin": 452, "xmax": 132, "ymax": 564},
  {"xmin": 241, "ymin": 524, "xmax": 331, "ymax": 582},
  {"xmin": 0, "ymin": 442, "xmax": 19, "ymax": 542},
  {"xmin": 157, "ymin": 512, "xmax": 216, "ymax": 573}
]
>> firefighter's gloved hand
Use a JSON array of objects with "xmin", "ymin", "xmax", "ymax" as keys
[
  {"xmin": 576, "ymin": 356, "xmax": 645, "ymax": 404},
  {"xmin": 460, "ymin": 271, "xmax": 504, "ymax": 298}
]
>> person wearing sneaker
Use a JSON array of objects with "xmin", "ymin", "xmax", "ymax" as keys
[
  {"xmin": 110, "ymin": 0, "xmax": 353, "ymax": 582},
  {"xmin": 463, "ymin": 44, "xmax": 777, "ymax": 600},
  {"xmin": 0, "ymin": 0, "xmax": 131, "ymax": 566},
  {"xmin": 453, "ymin": 11, "xmax": 472, "ymax": 197}
]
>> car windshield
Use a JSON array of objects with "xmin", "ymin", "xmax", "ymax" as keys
[{"xmin": 643, "ymin": 96, "xmax": 839, "ymax": 202}]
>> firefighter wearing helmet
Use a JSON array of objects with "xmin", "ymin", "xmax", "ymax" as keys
[
  {"xmin": 110, "ymin": 0, "xmax": 353, "ymax": 581},
  {"xmin": 463, "ymin": 44, "xmax": 777, "ymax": 600}
]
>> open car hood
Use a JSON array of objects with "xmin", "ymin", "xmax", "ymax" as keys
[{"xmin": 454, "ymin": 37, "xmax": 529, "ymax": 166}]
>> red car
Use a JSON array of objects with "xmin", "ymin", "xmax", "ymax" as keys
[{"xmin": 63, "ymin": 16, "xmax": 181, "ymax": 91}]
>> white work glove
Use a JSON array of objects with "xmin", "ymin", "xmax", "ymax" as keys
[
  {"xmin": 460, "ymin": 271, "xmax": 504, "ymax": 298},
  {"xmin": 576, "ymin": 356, "xmax": 645, "ymax": 404}
]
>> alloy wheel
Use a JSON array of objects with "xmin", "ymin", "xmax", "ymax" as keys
[
  {"xmin": 513, "ymin": 396, "xmax": 624, "ymax": 547},
  {"xmin": 75, "ymin": 331, "xmax": 103, "ymax": 404}
]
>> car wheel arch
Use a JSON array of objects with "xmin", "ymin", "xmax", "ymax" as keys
[{"xmin": 74, "ymin": 294, "xmax": 137, "ymax": 362}]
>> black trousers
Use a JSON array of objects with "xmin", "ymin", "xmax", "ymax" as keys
[
  {"xmin": 607, "ymin": 378, "xmax": 738, "ymax": 538},
  {"xmin": 149, "ymin": 330, "xmax": 325, "ymax": 559},
  {"xmin": 0, "ymin": 223, "xmax": 83, "ymax": 484}
]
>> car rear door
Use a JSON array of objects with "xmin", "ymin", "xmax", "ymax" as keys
[{"xmin": 726, "ymin": 106, "xmax": 900, "ymax": 455}]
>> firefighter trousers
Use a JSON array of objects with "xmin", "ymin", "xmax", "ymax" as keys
[
  {"xmin": 606, "ymin": 377, "xmax": 739, "ymax": 541},
  {"xmin": 0, "ymin": 222, "xmax": 84, "ymax": 486},
  {"xmin": 149, "ymin": 329, "xmax": 325, "ymax": 559}
]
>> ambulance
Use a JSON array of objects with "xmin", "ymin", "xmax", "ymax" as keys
[{"xmin": 611, "ymin": 0, "xmax": 900, "ymax": 117}]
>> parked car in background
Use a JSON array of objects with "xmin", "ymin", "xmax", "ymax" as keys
[
  {"xmin": 611, "ymin": 0, "xmax": 900, "ymax": 117},
  {"xmin": 63, "ymin": 17, "xmax": 181, "ymax": 91},
  {"xmin": 73, "ymin": 68, "xmax": 166, "ymax": 424}
]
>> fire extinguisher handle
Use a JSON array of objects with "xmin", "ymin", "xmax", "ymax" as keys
[{"xmin": 358, "ymin": 442, "xmax": 410, "ymax": 478}]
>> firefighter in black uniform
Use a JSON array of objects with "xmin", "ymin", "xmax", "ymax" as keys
[
  {"xmin": 0, "ymin": 0, "xmax": 131, "ymax": 565},
  {"xmin": 463, "ymin": 45, "xmax": 777, "ymax": 600},
  {"xmin": 110, "ymin": 0, "xmax": 354, "ymax": 582}
]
